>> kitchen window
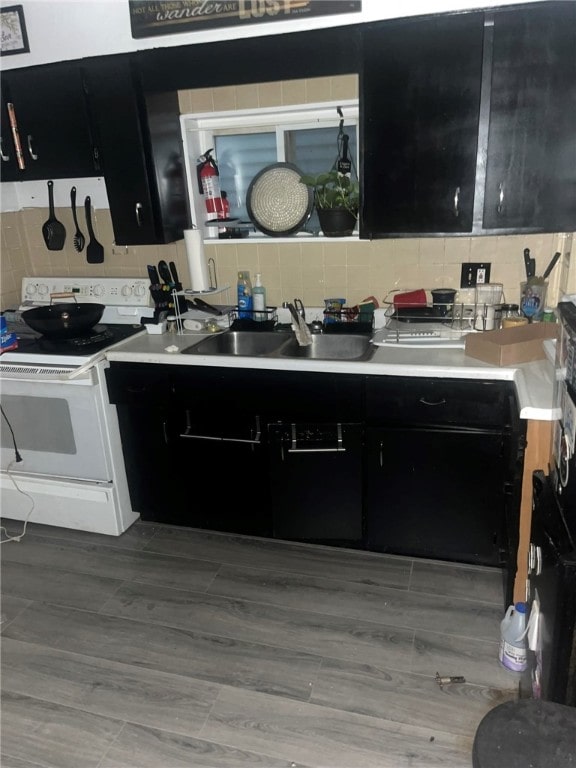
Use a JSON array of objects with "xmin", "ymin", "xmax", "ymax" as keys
[{"xmin": 181, "ymin": 100, "xmax": 359, "ymax": 238}]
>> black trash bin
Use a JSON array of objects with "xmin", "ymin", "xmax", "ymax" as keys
[{"xmin": 473, "ymin": 699, "xmax": 576, "ymax": 767}]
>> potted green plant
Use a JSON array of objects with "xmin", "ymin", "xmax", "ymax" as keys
[{"xmin": 299, "ymin": 170, "xmax": 360, "ymax": 237}]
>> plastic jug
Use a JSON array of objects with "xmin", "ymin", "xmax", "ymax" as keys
[{"xmin": 499, "ymin": 602, "xmax": 528, "ymax": 672}]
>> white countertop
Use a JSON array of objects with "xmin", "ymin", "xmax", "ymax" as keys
[{"xmin": 106, "ymin": 328, "xmax": 561, "ymax": 422}]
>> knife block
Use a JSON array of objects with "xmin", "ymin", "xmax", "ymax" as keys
[{"xmin": 149, "ymin": 282, "xmax": 187, "ymax": 316}]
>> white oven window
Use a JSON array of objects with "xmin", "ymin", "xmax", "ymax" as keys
[
  {"xmin": 1, "ymin": 396, "xmax": 76, "ymax": 454},
  {"xmin": 0, "ymin": 379, "xmax": 110, "ymax": 482}
]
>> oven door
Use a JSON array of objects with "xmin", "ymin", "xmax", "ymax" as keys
[{"xmin": 0, "ymin": 368, "xmax": 110, "ymax": 482}]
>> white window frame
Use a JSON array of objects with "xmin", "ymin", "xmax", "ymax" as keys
[{"xmin": 180, "ymin": 100, "xmax": 359, "ymax": 241}]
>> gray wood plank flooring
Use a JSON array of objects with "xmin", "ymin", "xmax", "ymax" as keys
[{"xmin": 1, "ymin": 519, "xmax": 521, "ymax": 767}]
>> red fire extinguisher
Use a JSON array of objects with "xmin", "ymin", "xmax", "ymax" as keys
[{"xmin": 197, "ymin": 149, "xmax": 225, "ymax": 220}]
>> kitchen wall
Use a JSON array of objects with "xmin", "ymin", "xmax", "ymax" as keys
[{"xmin": 1, "ymin": 73, "xmax": 574, "ymax": 312}]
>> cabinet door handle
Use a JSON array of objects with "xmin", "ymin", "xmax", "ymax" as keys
[
  {"xmin": 162, "ymin": 420, "xmax": 169, "ymax": 445},
  {"xmin": 180, "ymin": 413, "xmax": 261, "ymax": 445},
  {"xmin": 135, "ymin": 202, "xmax": 143, "ymax": 227},
  {"xmin": 6, "ymin": 103, "xmax": 25, "ymax": 170},
  {"xmin": 534, "ymin": 545, "xmax": 543, "ymax": 576},
  {"xmin": 287, "ymin": 423, "xmax": 345, "ymax": 454},
  {"xmin": 0, "ymin": 137, "xmax": 9, "ymax": 162},
  {"xmin": 27, "ymin": 134, "xmax": 38, "ymax": 161},
  {"xmin": 453, "ymin": 186, "xmax": 460, "ymax": 218},
  {"xmin": 419, "ymin": 397, "xmax": 447, "ymax": 407},
  {"xmin": 497, "ymin": 182, "xmax": 505, "ymax": 215}
]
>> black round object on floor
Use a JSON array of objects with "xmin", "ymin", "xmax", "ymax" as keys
[{"xmin": 472, "ymin": 700, "xmax": 576, "ymax": 767}]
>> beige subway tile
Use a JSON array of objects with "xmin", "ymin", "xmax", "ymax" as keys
[
  {"xmin": 348, "ymin": 266, "xmax": 370, "ymax": 291},
  {"xmin": 394, "ymin": 238, "xmax": 420, "ymax": 264},
  {"xmin": 212, "ymin": 86, "xmax": 237, "ymax": 112},
  {"xmin": 420, "ymin": 237, "xmax": 445, "ymax": 264},
  {"xmin": 306, "ymin": 77, "xmax": 332, "ymax": 103},
  {"xmin": 346, "ymin": 241, "xmax": 370, "ymax": 266},
  {"xmin": 444, "ymin": 236, "xmax": 471, "ymax": 263},
  {"xmin": 281, "ymin": 79, "xmax": 307, "ymax": 105},
  {"xmin": 470, "ymin": 235, "xmax": 499, "ymax": 262},
  {"xmin": 331, "ymin": 74, "xmax": 359, "ymax": 101},
  {"xmin": 2, "ymin": 223, "xmax": 23, "ymax": 250},
  {"xmin": 235, "ymin": 83, "xmax": 260, "ymax": 110},
  {"xmin": 324, "ymin": 242, "xmax": 347, "ymax": 265},
  {"xmin": 186, "ymin": 88, "xmax": 215, "ymax": 114},
  {"xmin": 257, "ymin": 81, "xmax": 283, "ymax": 108},
  {"xmin": 368, "ymin": 239, "xmax": 395, "ymax": 264},
  {"xmin": 177, "ymin": 90, "xmax": 192, "ymax": 113}
]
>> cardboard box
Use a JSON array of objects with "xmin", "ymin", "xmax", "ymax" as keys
[{"xmin": 465, "ymin": 323, "xmax": 559, "ymax": 366}]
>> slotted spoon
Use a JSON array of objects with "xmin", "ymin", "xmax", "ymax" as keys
[{"xmin": 70, "ymin": 186, "xmax": 85, "ymax": 252}]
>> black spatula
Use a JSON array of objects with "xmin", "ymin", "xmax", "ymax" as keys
[
  {"xmin": 84, "ymin": 196, "xmax": 104, "ymax": 264},
  {"xmin": 42, "ymin": 180, "xmax": 66, "ymax": 251}
]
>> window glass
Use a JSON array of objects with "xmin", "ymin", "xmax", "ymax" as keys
[{"xmin": 214, "ymin": 132, "xmax": 276, "ymax": 220}]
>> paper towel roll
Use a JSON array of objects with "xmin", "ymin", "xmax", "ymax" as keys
[{"xmin": 184, "ymin": 229, "xmax": 211, "ymax": 292}]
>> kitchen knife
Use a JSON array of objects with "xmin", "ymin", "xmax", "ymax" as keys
[
  {"xmin": 157, "ymin": 260, "xmax": 173, "ymax": 285},
  {"xmin": 147, "ymin": 264, "xmax": 160, "ymax": 286},
  {"xmin": 542, "ymin": 251, "xmax": 561, "ymax": 280},
  {"xmin": 168, "ymin": 261, "xmax": 180, "ymax": 285},
  {"xmin": 523, "ymin": 248, "xmax": 535, "ymax": 279},
  {"xmin": 188, "ymin": 297, "xmax": 223, "ymax": 315}
]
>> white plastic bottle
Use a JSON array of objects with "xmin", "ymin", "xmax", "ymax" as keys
[
  {"xmin": 499, "ymin": 601, "xmax": 528, "ymax": 672},
  {"xmin": 253, "ymin": 273, "xmax": 267, "ymax": 321}
]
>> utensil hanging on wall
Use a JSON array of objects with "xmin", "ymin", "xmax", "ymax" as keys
[
  {"xmin": 84, "ymin": 196, "xmax": 104, "ymax": 264},
  {"xmin": 70, "ymin": 186, "xmax": 85, "ymax": 253},
  {"xmin": 42, "ymin": 181, "xmax": 66, "ymax": 251}
]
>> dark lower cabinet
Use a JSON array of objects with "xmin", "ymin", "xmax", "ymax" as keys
[
  {"xmin": 165, "ymin": 407, "xmax": 271, "ymax": 536},
  {"xmin": 269, "ymin": 422, "xmax": 363, "ymax": 546},
  {"xmin": 364, "ymin": 426, "xmax": 507, "ymax": 565},
  {"xmin": 107, "ymin": 363, "xmax": 525, "ymax": 581}
]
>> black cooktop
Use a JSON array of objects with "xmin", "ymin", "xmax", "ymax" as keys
[{"xmin": 10, "ymin": 323, "xmax": 143, "ymax": 357}]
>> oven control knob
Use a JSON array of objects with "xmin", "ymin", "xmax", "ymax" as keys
[
  {"xmin": 134, "ymin": 283, "xmax": 146, "ymax": 297},
  {"xmin": 121, "ymin": 285, "xmax": 133, "ymax": 297},
  {"xmin": 93, "ymin": 284, "xmax": 105, "ymax": 297},
  {"xmin": 25, "ymin": 284, "xmax": 37, "ymax": 296},
  {"xmin": 37, "ymin": 284, "xmax": 49, "ymax": 296}
]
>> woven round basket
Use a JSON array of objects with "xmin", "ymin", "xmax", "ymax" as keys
[{"xmin": 247, "ymin": 163, "xmax": 313, "ymax": 236}]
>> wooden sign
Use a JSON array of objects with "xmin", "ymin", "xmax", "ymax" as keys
[{"xmin": 129, "ymin": 1, "xmax": 362, "ymax": 39}]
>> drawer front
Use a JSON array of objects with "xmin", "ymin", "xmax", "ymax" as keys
[
  {"xmin": 106, "ymin": 363, "xmax": 174, "ymax": 404},
  {"xmin": 365, "ymin": 376, "xmax": 513, "ymax": 428}
]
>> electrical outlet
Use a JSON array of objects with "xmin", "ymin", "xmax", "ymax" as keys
[{"xmin": 460, "ymin": 263, "xmax": 492, "ymax": 288}]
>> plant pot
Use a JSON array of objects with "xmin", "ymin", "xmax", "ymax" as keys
[{"xmin": 317, "ymin": 207, "xmax": 357, "ymax": 237}]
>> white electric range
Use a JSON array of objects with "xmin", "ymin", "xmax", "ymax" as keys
[{"xmin": 0, "ymin": 277, "xmax": 153, "ymax": 536}]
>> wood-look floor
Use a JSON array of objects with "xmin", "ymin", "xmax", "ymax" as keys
[{"xmin": 0, "ymin": 518, "xmax": 522, "ymax": 768}]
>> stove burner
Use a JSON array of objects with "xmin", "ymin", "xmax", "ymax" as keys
[{"xmin": 37, "ymin": 325, "xmax": 114, "ymax": 350}]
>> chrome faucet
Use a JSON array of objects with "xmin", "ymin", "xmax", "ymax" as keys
[
  {"xmin": 293, "ymin": 298, "xmax": 306, "ymax": 322},
  {"xmin": 283, "ymin": 301, "xmax": 312, "ymax": 346}
]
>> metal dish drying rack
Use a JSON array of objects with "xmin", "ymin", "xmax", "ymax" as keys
[
  {"xmin": 375, "ymin": 290, "xmax": 503, "ymax": 347},
  {"xmin": 169, "ymin": 287, "xmax": 278, "ymax": 334}
]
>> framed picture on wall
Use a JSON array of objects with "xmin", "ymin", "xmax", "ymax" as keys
[{"xmin": 1, "ymin": 5, "xmax": 29, "ymax": 56}]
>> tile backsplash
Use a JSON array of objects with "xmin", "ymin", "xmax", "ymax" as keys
[
  {"xmin": 1, "ymin": 204, "xmax": 572, "ymax": 314},
  {"xmin": 1, "ymin": 74, "xmax": 574, "ymax": 312}
]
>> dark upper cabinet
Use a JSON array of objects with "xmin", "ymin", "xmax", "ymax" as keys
[
  {"xmin": 82, "ymin": 57, "xmax": 189, "ymax": 245},
  {"xmin": 0, "ymin": 63, "xmax": 99, "ymax": 181},
  {"xmin": 360, "ymin": 13, "xmax": 484, "ymax": 236},
  {"xmin": 483, "ymin": 3, "xmax": 576, "ymax": 232},
  {"xmin": 136, "ymin": 25, "xmax": 361, "ymax": 92},
  {"xmin": 360, "ymin": 2, "xmax": 576, "ymax": 238}
]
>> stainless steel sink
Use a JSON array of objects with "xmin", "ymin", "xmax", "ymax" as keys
[
  {"xmin": 181, "ymin": 331, "xmax": 289, "ymax": 357},
  {"xmin": 278, "ymin": 334, "xmax": 375, "ymax": 361},
  {"xmin": 181, "ymin": 330, "xmax": 376, "ymax": 361}
]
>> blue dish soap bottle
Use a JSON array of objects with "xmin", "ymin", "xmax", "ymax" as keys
[{"xmin": 237, "ymin": 270, "xmax": 253, "ymax": 319}]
